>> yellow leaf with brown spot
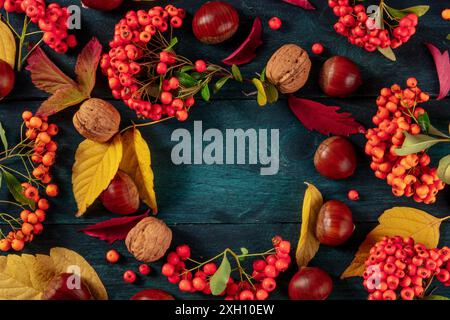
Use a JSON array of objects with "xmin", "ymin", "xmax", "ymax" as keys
[
  {"xmin": 72, "ymin": 135, "xmax": 123, "ymax": 216},
  {"xmin": 341, "ymin": 207, "xmax": 442, "ymax": 279},
  {"xmin": 120, "ymin": 128, "xmax": 157, "ymax": 213},
  {"xmin": 295, "ymin": 183, "xmax": 323, "ymax": 267}
]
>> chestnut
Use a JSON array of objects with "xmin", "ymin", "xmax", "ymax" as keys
[
  {"xmin": 315, "ymin": 200, "xmax": 354, "ymax": 246},
  {"xmin": 288, "ymin": 267, "xmax": 333, "ymax": 300},
  {"xmin": 100, "ymin": 171, "xmax": 140, "ymax": 215},
  {"xmin": 319, "ymin": 56, "xmax": 362, "ymax": 97},
  {"xmin": 42, "ymin": 273, "xmax": 93, "ymax": 300},
  {"xmin": 314, "ymin": 136, "xmax": 356, "ymax": 180},
  {"xmin": 131, "ymin": 289, "xmax": 175, "ymax": 300}
]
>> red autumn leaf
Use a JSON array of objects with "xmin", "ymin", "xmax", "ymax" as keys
[
  {"xmin": 222, "ymin": 17, "xmax": 263, "ymax": 66},
  {"xmin": 288, "ymin": 96, "xmax": 365, "ymax": 136},
  {"xmin": 426, "ymin": 43, "xmax": 450, "ymax": 100},
  {"xmin": 76, "ymin": 37, "xmax": 103, "ymax": 96},
  {"xmin": 37, "ymin": 85, "xmax": 87, "ymax": 116},
  {"xmin": 79, "ymin": 211, "xmax": 149, "ymax": 244},
  {"xmin": 282, "ymin": 0, "xmax": 316, "ymax": 10}
]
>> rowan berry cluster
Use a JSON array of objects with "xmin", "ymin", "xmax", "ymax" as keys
[
  {"xmin": 162, "ymin": 236, "xmax": 292, "ymax": 300},
  {"xmin": 0, "ymin": 0, "xmax": 77, "ymax": 53},
  {"xmin": 101, "ymin": 5, "xmax": 199, "ymax": 121},
  {"xmin": 363, "ymin": 236, "xmax": 450, "ymax": 300},
  {"xmin": 365, "ymin": 79, "xmax": 445, "ymax": 203},
  {"xmin": 328, "ymin": 0, "xmax": 418, "ymax": 52},
  {"xmin": 0, "ymin": 111, "xmax": 59, "ymax": 252}
]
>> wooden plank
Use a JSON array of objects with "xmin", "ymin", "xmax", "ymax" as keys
[
  {"xmin": 3, "ymin": 0, "xmax": 448, "ymax": 101},
  {"xmin": 19, "ymin": 222, "xmax": 450, "ymax": 300},
  {"xmin": 0, "ymin": 98, "xmax": 448, "ymax": 225}
]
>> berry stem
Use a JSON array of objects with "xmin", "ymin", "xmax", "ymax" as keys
[
  {"xmin": 17, "ymin": 16, "xmax": 30, "ymax": 72},
  {"xmin": 120, "ymin": 116, "xmax": 174, "ymax": 134}
]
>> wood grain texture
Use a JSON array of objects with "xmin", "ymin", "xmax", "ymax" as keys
[{"xmin": 0, "ymin": 0, "xmax": 448, "ymax": 300}]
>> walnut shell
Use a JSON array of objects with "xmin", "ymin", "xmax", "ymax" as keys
[
  {"xmin": 73, "ymin": 98, "xmax": 121, "ymax": 143},
  {"xmin": 266, "ymin": 44, "xmax": 311, "ymax": 94},
  {"xmin": 125, "ymin": 217, "xmax": 172, "ymax": 263}
]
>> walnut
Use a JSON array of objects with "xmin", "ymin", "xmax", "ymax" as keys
[
  {"xmin": 266, "ymin": 44, "xmax": 311, "ymax": 94},
  {"xmin": 73, "ymin": 98, "xmax": 121, "ymax": 143},
  {"xmin": 125, "ymin": 217, "xmax": 172, "ymax": 263}
]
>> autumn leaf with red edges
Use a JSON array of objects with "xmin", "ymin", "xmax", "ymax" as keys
[
  {"xmin": 426, "ymin": 43, "xmax": 450, "ymax": 100},
  {"xmin": 282, "ymin": 0, "xmax": 316, "ymax": 10},
  {"xmin": 79, "ymin": 211, "xmax": 149, "ymax": 244},
  {"xmin": 26, "ymin": 37, "xmax": 102, "ymax": 116},
  {"xmin": 288, "ymin": 96, "xmax": 365, "ymax": 136}
]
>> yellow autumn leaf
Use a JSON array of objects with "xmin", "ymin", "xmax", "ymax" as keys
[
  {"xmin": 72, "ymin": 135, "xmax": 123, "ymax": 216},
  {"xmin": 0, "ymin": 20, "xmax": 17, "ymax": 69},
  {"xmin": 50, "ymin": 247, "xmax": 108, "ymax": 300},
  {"xmin": 341, "ymin": 207, "xmax": 443, "ymax": 279},
  {"xmin": 119, "ymin": 128, "xmax": 157, "ymax": 213},
  {"xmin": 0, "ymin": 248, "xmax": 107, "ymax": 300},
  {"xmin": 295, "ymin": 183, "xmax": 323, "ymax": 267}
]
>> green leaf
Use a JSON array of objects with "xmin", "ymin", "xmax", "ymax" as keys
[
  {"xmin": 418, "ymin": 113, "xmax": 430, "ymax": 133},
  {"xmin": 424, "ymin": 295, "xmax": 449, "ymax": 300},
  {"xmin": 2, "ymin": 171, "xmax": 35, "ymax": 209},
  {"xmin": 201, "ymin": 84, "xmax": 211, "ymax": 102},
  {"xmin": 437, "ymin": 155, "xmax": 450, "ymax": 184},
  {"xmin": 210, "ymin": 254, "xmax": 231, "ymax": 296},
  {"xmin": 395, "ymin": 132, "xmax": 445, "ymax": 156},
  {"xmin": 177, "ymin": 73, "xmax": 198, "ymax": 88},
  {"xmin": 260, "ymin": 67, "xmax": 266, "ymax": 82},
  {"xmin": 190, "ymin": 72, "xmax": 202, "ymax": 80},
  {"xmin": 239, "ymin": 247, "xmax": 249, "ymax": 261},
  {"xmin": 164, "ymin": 37, "xmax": 178, "ymax": 51},
  {"xmin": 428, "ymin": 125, "xmax": 450, "ymax": 139},
  {"xmin": 447, "ymin": 34, "xmax": 450, "ymax": 41},
  {"xmin": 378, "ymin": 47, "xmax": 396, "ymax": 62},
  {"xmin": 214, "ymin": 77, "xmax": 230, "ymax": 94},
  {"xmin": 180, "ymin": 66, "xmax": 194, "ymax": 73},
  {"xmin": 385, "ymin": 5, "xmax": 430, "ymax": 19},
  {"xmin": 265, "ymin": 83, "xmax": 279, "ymax": 104},
  {"xmin": 252, "ymin": 78, "xmax": 268, "ymax": 107},
  {"xmin": 0, "ymin": 122, "xmax": 7, "ymax": 153},
  {"xmin": 231, "ymin": 65, "xmax": 243, "ymax": 83}
]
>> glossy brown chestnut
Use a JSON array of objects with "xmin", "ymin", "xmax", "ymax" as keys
[
  {"xmin": 315, "ymin": 200, "xmax": 354, "ymax": 246},
  {"xmin": 319, "ymin": 56, "xmax": 362, "ymax": 97},
  {"xmin": 314, "ymin": 136, "xmax": 356, "ymax": 180},
  {"xmin": 81, "ymin": 0, "xmax": 124, "ymax": 11},
  {"xmin": 100, "ymin": 171, "xmax": 140, "ymax": 215},
  {"xmin": 42, "ymin": 273, "xmax": 93, "ymax": 300},
  {"xmin": 0, "ymin": 59, "xmax": 15, "ymax": 99},
  {"xmin": 192, "ymin": 1, "xmax": 239, "ymax": 44},
  {"xmin": 131, "ymin": 289, "xmax": 175, "ymax": 300},
  {"xmin": 288, "ymin": 267, "xmax": 333, "ymax": 300}
]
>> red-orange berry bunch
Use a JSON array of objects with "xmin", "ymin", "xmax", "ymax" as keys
[
  {"xmin": 0, "ymin": 0, "xmax": 77, "ymax": 53},
  {"xmin": 101, "ymin": 5, "xmax": 199, "ymax": 121},
  {"xmin": 365, "ymin": 79, "xmax": 445, "ymax": 203},
  {"xmin": 0, "ymin": 111, "xmax": 59, "ymax": 252},
  {"xmin": 162, "ymin": 236, "xmax": 292, "ymax": 300},
  {"xmin": 328, "ymin": 0, "xmax": 419, "ymax": 52},
  {"xmin": 363, "ymin": 236, "xmax": 450, "ymax": 300}
]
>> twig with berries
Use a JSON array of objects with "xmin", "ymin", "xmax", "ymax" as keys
[
  {"xmin": 161, "ymin": 236, "xmax": 292, "ymax": 300},
  {"xmin": 0, "ymin": 110, "xmax": 59, "ymax": 252}
]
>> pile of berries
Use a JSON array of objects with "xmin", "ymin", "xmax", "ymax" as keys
[
  {"xmin": 328, "ymin": 0, "xmax": 418, "ymax": 52},
  {"xmin": 0, "ymin": 111, "xmax": 59, "ymax": 252},
  {"xmin": 363, "ymin": 236, "xmax": 450, "ymax": 300},
  {"xmin": 161, "ymin": 236, "xmax": 292, "ymax": 300},
  {"xmin": 365, "ymin": 79, "xmax": 445, "ymax": 203},
  {"xmin": 0, "ymin": 0, "xmax": 77, "ymax": 53},
  {"xmin": 102, "ymin": 5, "xmax": 203, "ymax": 122}
]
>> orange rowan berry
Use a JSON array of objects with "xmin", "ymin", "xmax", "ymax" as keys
[
  {"xmin": 391, "ymin": 84, "xmax": 401, "ymax": 93},
  {"xmin": 375, "ymin": 171, "xmax": 387, "ymax": 179},
  {"xmin": 22, "ymin": 111, "xmax": 33, "ymax": 121},
  {"xmin": 419, "ymin": 92, "xmax": 429, "ymax": 102},
  {"xmin": 378, "ymin": 162, "xmax": 392, "ymax": 173},
  {"xmin": 31, "ymin": 154, "xmax": 42, "ymax": 163},
  {"xmin": 106, "ymin": 249, "xmax": 120, "ymax": 263},
  {"xmin": 377, "ymin": 108, "xmax": 389, "ymax": 119},
  {"xmin": 399, "ymin": 158, "xmax": 411, "ymax": 169},
  {"xmin": 26, "ymin": 129, "xmax": 37, "ymax": 140},
  {"xmin": 46, "ymin": 141, "xmax": 58, "ymax": 152},
  {"xmin": 370, "ymin": 162, "xmax": 379, "ymax": 171},
  {"xmin": 372, "ymin": 147, "xmax": 384, "ymax": 159},
  {"xmin": 434, "ymin": 180, "xmax": 445, "ymax": 191},
  {"xmin": 376, "ymin": 96, "xmax": 387, "ymax": 106},
  {"xmin": 47, "ymin": 124, "xmax": 59, "ymax": 136},
  {"xmin": 380, "ymin": 88, "xmax": 392, "ymax": 97},
  {"xmin": 423, "ymin": 194, "xmax": 436, "ymax": 205},
  {"xmin": 386, "ymin": 101, "xmax": 397, "ymax": 112},
  {"xmin": 421, "ymin": 174, "xmax": 434, "ymax": 185},
  {"xmin": 414, "ymin": 108, "xmax": 426, "ymax": 118},
  {"xmin": 404, "ymin": 185, "xmax": 414, "ymax": 197},
  {"xmin": 406, "ymin": 77, "xmax": 417, "ymax": 88},
  {"xmin": 365, "ymin": 144, "xmax": 373, "ymax": 155},
  {"xmin": 38, "ymin": 198, "xmax": 49, "ymax": 210},
  {"xmin": 29, "ymin": 117, "xmax": 42, "ymax": 129},
  {"xmin": 372, "ymin": 116, "xmax": 381, "ymax": 125},
  {"xmin": 391, "ymin": 136, "xmax": 403, "ymax": 146},
  {"xmin": 415, "ymin": 185, "xmax": 429, "ymax": 199},
  {"xmin": 392, "ymin": 187, "xmax": 405, "ymax": 197},
  {"xmin": 21, "ymin": 223, "xmax": 34, "ymax": 236},
  {"xmin": 11, "ymin": 239, "xmax": 25, "ymax": 251},
  {"xmin": 389, "ymin": 95, "xmax": 400, "ymax": 104},
  {"xmin": 403, "ymin": 89, "xmax": 415, "ymax": 100},
  {"xmin": 42, "ymin": 153, "xmax": 55, "ymax": 167},
  {"xmin": 37, "ymin": 132, "xmax": 51, "ymax": 144},
  {"xmin": 32, "ymin": 166, "xmax": 45, "ymax": 179},
  {"xmin": 398, "ymin": 121, "xmax": 410, "ymax": 131},
  {"xmin": 0, "ymin": 239, "xmax": 11, "ymax": 252},
  {"xmin": 404, "ymin": 175, "xmax": 417, "ymax": 185},
  {"xmin": 443, "ymin": 9, "xmax": 450, "ymax": 20},
  {"xmin": 410, "ymin": 124, "xmax": 421, "ymax": 135},
  {"xmin": 46, "ymin": 184, "xmax": 59, "ymax": 197},
  {"xmin": 15, "ymin": 231, "xmax": 24, "ymax": 240},
  {"xmin": 40, "ymin": 122, "xmax": 48, "ymax": 132},
  {"xmin": 33, "ymin": 223, "xmax": 44, "ymax": 235},
  {"xmin": 41, "ymin": 174, "xmax": 52, "ymax": 184},
  {"xmin": 35, "ymin": 209, "xmax": 46, "ymax": 222},
  {"xmin": 392, "ymin": 164, "xmax": 406, "ymax": 176},
  {"xmin": 20, "ymin": 210, "xmax": 30, "ymax": 222},
  {"xmin": 392, "ymin": 178, "xmax": 406, "ymax": 190},
  {"xmin": 348, "ymin": 190, "xmax": 359, "ymax": 201},
  {"xmin": 24, "ymin": 186, "xmax": 38, "ymax": 199},
  {"xmin": 27, "ymin": 213, "xmax": 38, "ymax": 224},
  {"xmin": 405, "ymin": 154, "xmax": 419, "ymax": 167}
]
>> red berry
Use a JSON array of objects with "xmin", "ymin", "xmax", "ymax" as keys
[
  {"xmin": 253, "ymin": 259, "xmax": 267, "ymax": 272},
  {"xmin": 162, "ymin": 263, "xmax": 175, "ymax": 277},
  {"xmin": 176, "ymin": 244, "xmax": 191, "ymax": 260},
  {"xmin": 139, "ymin": 264, "xmax": 151, "ymax": 275},
  {"xmin": 203, "ymin": 263, "xmax": 217, "ymax": 275},
  {"xmin": 400, "ymin": 287, "xmax": 414, "ymax": 300},
  {"xmin": 268, "ymin": 17, "xmax": 282, "ymax": 30},
  {"xmin": 192, "ymin": 277, "xmax": 207, "ymax": 291},
  {"xmin": 348, "ymin": 189, "xmax": 359, "ymax": 201},
  {"xmin": 194, "ymin": 60, "xmax": 207, "ymax": 73},
  {"xmin": 106, "ymin": 249, "xmax": 120, "ymax": 263},
  {"xmin": 239, "ymin": 289, "xmax": 255, "ymax": 300},
  {"xmin": 262, "ymin": 277, "xmax": 277, "ymax": 292},
  {"xmin": 256, "ymin": 289, "xmax": 269, "ymax": 300},
  {"xmin": 156, "ymin": 62, "xmax": 167, "ymax": 75},
  {"xmin": 160, "ymin": 91, "xmax": 173, "ymax": 105},
  {"xmin": 311, "ymin": 43, "xmax": 324, "ymax": 55},
  {"xmin": 264, "ymin": 264, "xmax": 278, "ymax": 278},
  {"xmin": 278, "ymin": 241, "xmax": 291, "ymax": 254},
  {"xmin": 167, "ymin": 252, "xmax": 181, "ymax": 265},
  {"xmin": 275, "ymin": 258, "xmax": 289, "ymax": 272},
  {"xmin": 179, "ymin": 279, "xmax": 192, "ymax": 292},
  {"xmin": 123, "ymin": 270, "xmax": 137, "ymax": 284}
]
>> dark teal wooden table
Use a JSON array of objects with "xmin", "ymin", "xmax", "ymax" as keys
[{"xmin": 1, "ymin": 0, "xmax": 449, "ymax": 300}]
